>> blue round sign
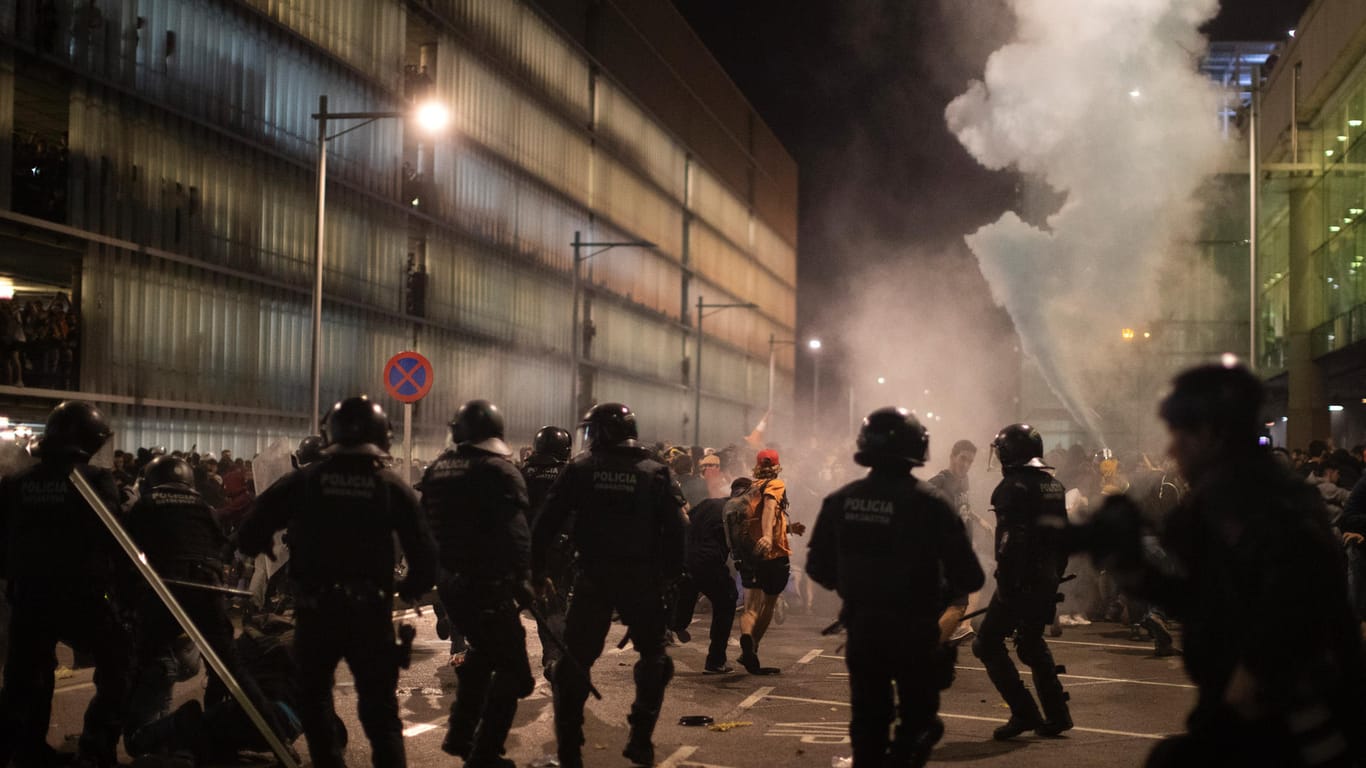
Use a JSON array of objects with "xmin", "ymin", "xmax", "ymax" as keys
[{"xmin": 384, "ymin": 352, "xmax": 433, "ymax": 403}]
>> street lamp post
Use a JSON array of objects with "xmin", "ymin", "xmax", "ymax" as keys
[
  {"xmin": 694, "ymin": 296, "xmax": 758, "ymax": 445},
  {"xmin": 569, "ymin": 231, "xmax": 655, "ymax": 422},
  {"xmin": 309, "ymin": 95, "xmax": 450, "ymax": 432},
  {"xmin": 808, "ymin": 338, "xmax": 822, "ymax": 433}
]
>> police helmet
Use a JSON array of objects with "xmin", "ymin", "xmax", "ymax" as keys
[
  {"xmin": 322, "ymin": 396, "xmax": 392, "ymax": 453},
  {"xmin": 992, "ymin": 423, "xmax": 1045, "ymax": 469},
  {"xmin": 579, "ymin": 403, "xmax": 638, "ymax": 451},
  {"xmin": 41, "ymin": 401, "xmax": 113, "ymax": 462},
  {"xmin": 854, "ymin": 407, "xmax": 929, "ymax": 468},
  {"xmin": 293, "ymin": 435, "xmax": 324, "ymax": 468},
  {"xmin": 449, "ymin": 399, "xmax": 511, "ymax": 455},
  {"xmin": 144, "ymin": 456, "xmax": 197, "ymax": 489},
  {"xmin": 533, "ymin": 426, "xmax": 572, "ymax": 462},
  {"xmin": 1158, "ymin": 363, "xmax": 1262, "ymax": 444}
]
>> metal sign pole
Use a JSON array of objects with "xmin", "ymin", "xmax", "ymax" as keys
[
  {"xmin": 403, "ymin": 402, "xmax": 413, "ymax": 483},
  {"xmin": 69, "ymin": 470, "xmax": 299, "ymax": 768}
]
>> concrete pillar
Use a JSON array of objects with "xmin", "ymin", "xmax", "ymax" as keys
[{"xmin": 1285, "ymin": 182, "xmax": 1330, "ymax": 449}]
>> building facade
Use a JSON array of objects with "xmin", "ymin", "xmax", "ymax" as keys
[
  {"xmin": 1255, "ymin": 0, "xmax": 1366, "ymax": 450},
  {"xmin": 0, "ymin": 0, "xmax": 799, "ymax": 458}
]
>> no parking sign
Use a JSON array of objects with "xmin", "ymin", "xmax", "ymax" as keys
[{"xmin": 383, "ymin": 351, "xmax": 433, "ymax": 403}]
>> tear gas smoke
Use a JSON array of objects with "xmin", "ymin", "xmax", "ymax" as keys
[{"xmin": 946, "ymin": 0, "xmax": 1229, "ymax": 445}]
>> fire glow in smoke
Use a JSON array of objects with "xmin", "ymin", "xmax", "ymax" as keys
[{"xmin": 946, "ymin": 0, "xmax": 1227, "ymax": 443}]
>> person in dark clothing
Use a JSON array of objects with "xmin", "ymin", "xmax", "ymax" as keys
[
  {"xmin": 672, "ymin": 477, "xmax": 746, "ymax": 674},
  {"xmin": 1342, "ymin": 474, "xmax": 1366, "ymax": 625},
  {"xmin": 1087, "ymin": 364, "xmax": 1366, "ymax": 767},
  {"xmin": 420, "ymin": 399, "xmax": 535, "ymax": 768},
  {"xmin": 808, "ymin": 408, "xmax": 984, "ymax": 768},
  {"xmin": 520, "ymin": 425, "xmax": 573, "ymax": 679},
  {"xmin": 532, "ymin": 403, "xmax": 687, "ymax": 768},
  {"xmin": 237, "ymin": 395, "xmax": 437, "ymax": 768},
  {"xmin": 972, "ymin": 423, "xmax": 1072, "ymax": 740},
  {"xmin": 129, "ymin": 615, "xmax": 308, "ymax": 762},
  {"xmin": 0, "ymin": 401, "xmax": 131, "ymax": 768},
  {"xmin": 123, "ymin": 456, "xmax": 288, "ymax": 756}
]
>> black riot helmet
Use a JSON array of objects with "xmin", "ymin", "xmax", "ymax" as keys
[
  {"xmin": 579, "ymin": 403, "xmax": 638, "ymax": 451},
  {"xmin": 855, "ymin": 407, "xmax": 929, "ymax": 469},
  {"xmin": 293, "ymin": 435, "xmax": 325, "ymax": 468},
  {"xmin": 533, "ymin": 426, "xmax": 572, "ymax": 462},
  {"xmin": 992, "ymin": 423, "xmax": 1046, "ymax": 469},
  {"xmin": 450, "ymin": 399, "xmax": 505, "ymax": 443},
  {"xmin": 449, "ymin": 399, "xmax": 511, "ymax": 455},
  {"xmin": 143, "ymin": 456, "xmax": 196, "ymax": 489},
  {"xmin": 41, "ymin": 400, "xmax": 113, "ymax": 462},
  {"xmin": 322, "ymin": 395, "xmax": 392, "ymax": 453}
]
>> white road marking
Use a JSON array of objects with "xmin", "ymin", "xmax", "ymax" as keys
[
  {"xmin": 658, "ymin": 745, "xmax": 698, "ymax": 767},
  {"xmin": 796, "ymin": 648, "xmax": 823, "ymax": 665},
  {"xmin": 763, "ymin": 695, "xmax": 1170, "ymax": 740},
  {"xmin": 735, "ymin": 686, "xmax": 776, "ymax": 712},
  {"xmin": 54, "ymin": 682, "xmax": 95, "ymax": 694},
  {"xmin": 953, "ymin": 665, "xmax": 1196, "ymax": 690},
  {"xmin": 401, "ymin": 720, "xmax": 443, "ymax": 738},
  {"xmin": 1048, "ymin": 638, "xmax": 1164, "ymax": 651}
]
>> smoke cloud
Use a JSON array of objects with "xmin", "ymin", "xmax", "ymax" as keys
[{"xmin": 946, "ymin": 0, "xmax": 1229, "ymax": 445}]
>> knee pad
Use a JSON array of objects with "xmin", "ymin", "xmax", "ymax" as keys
[
  {"xmin": 1015, "ymin": 638, "xmax": 1050, "ymax": 669},
  {"xmin": 970, "ymin": 636, "xmax": 997, "ymax": 662},
  {"xmin": 633, "ymin": 653, "xmax": 674, "ymax": 689}
]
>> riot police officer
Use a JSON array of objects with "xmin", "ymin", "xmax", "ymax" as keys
[
  {"xmin": 972, "ymin": 423, "xmax": 1071, "ymax": 739},
  {"xmin": 0, "ymin": 401, "xmax": 130, "ymax": 768},
  {"xmin": 521, "ymin": 425, "xmax": 573, "ymax": 679},
  {"xmin": 1083, "ymin": 365, "xmax": 1366, "ymax": 766},
  {"xmin": 124, "ymin": 456, "xmax": 289, "ymax": 755},
  {"xmin": 238, "ymin": 395, "xmax": 436, "ymax": 768},
  {"xmin": 291, "ymin": 435, "xmax": 324, "ymax": 469},
  {"xmin": 807, "ymin": 408, "xmax": 984, "ymax": 768},
  {"xmin": 420, "ymin": 400, "xmax": 535, "ymax": 768},
  {"xmin": 532, "ymin": 403, "xmax": 686, "ymax": 768}
]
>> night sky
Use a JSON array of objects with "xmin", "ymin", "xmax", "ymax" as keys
[{"xmin": 670, "ymin": 0, "xmax": 1312, "ymax": 344}]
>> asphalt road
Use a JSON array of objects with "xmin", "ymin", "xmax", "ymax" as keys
[{"xmin": 43, "ymin": 599, "xmax": 1195, "ymax": 767}]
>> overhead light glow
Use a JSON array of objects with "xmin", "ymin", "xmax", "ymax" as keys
[
  {"xmin": 807, "ymin": 338, "xmax": 822, "ymax": 350},
  {"xmin": 1128, "ymin": 89, "xmax": 1142, "ymax": 99},
  {"xmin": 1282, "ymin": 416, "xmax": 1289, "ymax": 422},
  {"xmin": 413, "ymin": 101, "xmax": 452, "ymax": 134},
  {"xmin": 1351, "ymin": 208, "xmax": 1364, "ymax": 215},
  {"xmin": 1121, "ymin": 327, "xmax": 1135, "ymax": 340},
  {"xmin": 1351, "ymin": 120, "xmax": 1364, "ymax": 128},
  {"xmin": 876, "ymin": 377, "xmax": 886, "ymax": 385},
  {"xmin": 1330, "ymin": 225, "xmax": 1342, "ymax": 233},
  {"xmin": 1339, "ymin": 135, "xmax": 1349, "ymax": 142},
  {"xmin": 1142, "ymin": 331, "xmax": 1151, "ymax": 339},
  {"xmin": 1288, "ymin": 29, "xmax": 1296, "ymax": 38},
  {"xmin": 0, "ymin": 279, "xmax": 12, "ymax": 301},
  {"xmin": 1329, "ymin": 405, "xmax": 1345, "ymax": 412},
  {"xmin": 1220, "ymin": 352, "xmax": 1239, "ymax": 368},
  {"xmin": 1325, "ymin": 149, "xmax": 1336, "ymax": 158}
]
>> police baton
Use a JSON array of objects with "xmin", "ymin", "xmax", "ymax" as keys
[
  {"xmin": 520, "ymin": 596, "xmax": 602, "ymax": 700},
  {"xmin": 959, "ymin": 573, "xmax": 1078, "ymax": 623}
]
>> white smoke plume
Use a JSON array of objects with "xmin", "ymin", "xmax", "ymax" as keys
[{"xmin": 946, "ymin": 0, "xmax": 1228, "ymax": 444}]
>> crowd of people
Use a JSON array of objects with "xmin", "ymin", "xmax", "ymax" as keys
[
  {"xmin": 1, "ymin": 361, "xmax": 1365, "ymax": 768},
  {"xmin": 0, "ymin": 294, "xmax": 79, "ymax": 391}
]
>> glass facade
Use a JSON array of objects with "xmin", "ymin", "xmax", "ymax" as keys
[
  {"xmin": 1258, "ymin": 62, "xmax": 1366, "ymax": 367},
  {"xmin": 0, "ymin": 0, "xmax": 798, "ymax": 457}
]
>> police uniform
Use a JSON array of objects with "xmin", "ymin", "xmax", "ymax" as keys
[
  {"xmin": 532, "ymin": 403, "xmax": 686, "ymax": 768},
  {"xmin": 972, "ymin": 424, "xmax": 1071, "ymax": 740},
  {"xmin": 123, "ymin": 457, "xmax": 287, "ymax": 755},
  {"xmin": 520, "ymin": 436, "xmax": 571, "ymax": 678},
  {"xmin": 421, "ymin": 400, "xmax": 535, "ymax": 767},
  {"xmin": 0, "ymin": 402, "xmax": 131, "ymax": 768},
  {"xmin": 807, "ymin": 408, "xmax": 984, "ymax": 768},
  {"xmin": 238, "ymin": 396, "xmax": 436, "ymax": 768}
]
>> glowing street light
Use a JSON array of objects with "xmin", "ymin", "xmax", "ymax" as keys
[
  {"xmin": 308, "ymin": 95, "xmax": 452, "ymax": 431},
  {"xmin": 808, "ymin": 338, "xmax": 822, "ymax": 350},
  {"xmin": 876, "ymin": 376, "xmax": 886, "ymax": 385},
  {"xmin": 1121, "ymin": 327, "xmax": 1136, "ymax": 340}
]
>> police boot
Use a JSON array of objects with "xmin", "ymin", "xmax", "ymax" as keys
[
  {"xmin": 1143, "ymin": 615, "xmax": 1179, "ymax": 657},
  {"xmin": 623, "ymin": 709, "xmax": 656, "ymax": 767},
  {"xmin": 991, "ymin": 682, "xmax": 1043, "ymax": 740},
  {"xmin": 1033, "ymin": 669, "xmax": 1073, "ymax": 737},
  {"xmin": 890, "ymin": 716, "xmax": 944, "ymax": 768}
]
